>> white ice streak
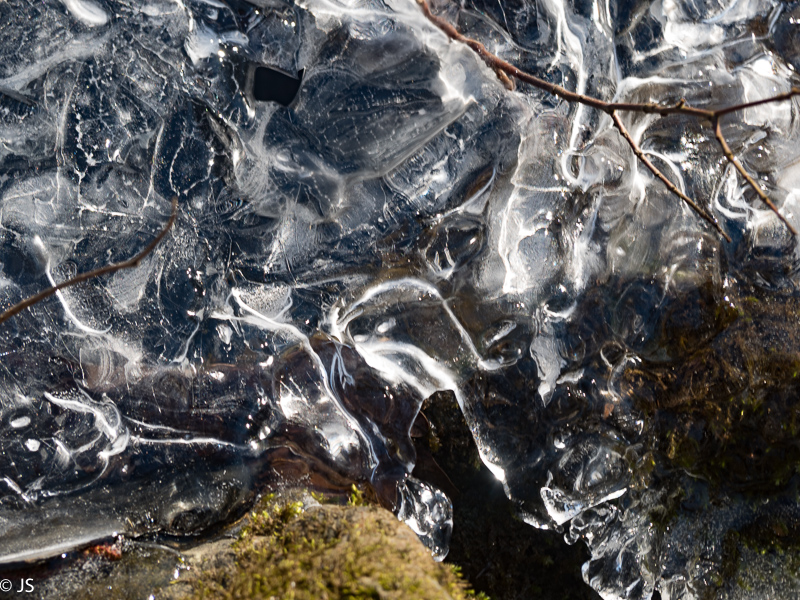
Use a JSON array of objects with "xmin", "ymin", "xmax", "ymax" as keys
[
  {"xmin": 211, "ymin": 289, "xmax": 378, "ymax": 471},
  {"xmin": 124, "ymin": 417, "xmax": 250, "ymax": 450},
  {"xmin": 10, "ymin": 416, "xmax": 31, "ymax": 428},
  {"xmin": 0, "ymin": 32, "xmax": 111, "ymax": 90},
  {"xmin": 331, "ymin": 277, "xmax": 505, "ymax": 372},
  {"xmin": 43, "ymin": 256, "xmax": 111, "ymax": 336},
  {"xmin": 42, "ymin": 390, "xmax": 129, "ymax": 488},
  {"xmin": 60, "ymin": 0, "xmax": 109, "ymax": 27},
  {"xmin": 329, "ymin": 278, "xmax": 507, "ymax": 481},
  {"xmin": 185, "ymin": 17, "xmax": 248, "ymax": 65}
]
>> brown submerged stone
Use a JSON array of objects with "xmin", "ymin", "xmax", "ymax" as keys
[{"xmin": 623, "ymin": 285, "xmax": 800, "ymax": 493}]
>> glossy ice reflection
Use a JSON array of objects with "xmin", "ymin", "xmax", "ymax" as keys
[{"xmin": 1, "ymin": 0, "xmax": 800, "ymax": 597}]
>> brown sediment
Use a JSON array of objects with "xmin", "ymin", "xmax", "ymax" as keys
[{"xmin": 623, "ymin": 285, "xmax": 800, "ymax": 493}]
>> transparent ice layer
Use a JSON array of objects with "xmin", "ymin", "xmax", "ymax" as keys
[{"xmin": 1, "ymin": 0, "xmax": 800, "ymax": 597}]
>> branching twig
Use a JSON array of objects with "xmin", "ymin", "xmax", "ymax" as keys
[
  {"xmin": 417, "ymin": 0, "xmax": 800, "ymax": 238},
  {"xmin": 0, "ymin": 197, "xmax": 178, "ymax": 326},
  {"xmin": 712, "ymin": 117, "xmax": 796, "ymax": 234},
  {"xmin": 611, "ymin": 111, "xmax": 731, "ymax": 242}
]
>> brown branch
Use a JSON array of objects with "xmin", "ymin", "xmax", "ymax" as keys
[
  {"xmin": 415, "ymin": 0, "xmax": 714, "ymax": 118},
  {"xmin": 713, "ymin": 117, "xmax": 798, "ymax": 235},
  {"xmin": 417, "ymin": 0, "xmax": 800, "ymax": 239},
  {"xmin": 713, "ymin": 88, "xmax": 800, "ymax": 118},
  {"xmin": 0, "ymin": 197, "xmax": 179, "ymax": 327},
  {"xmin": 611, "ymin": 111, "xmax": 731, "ymax": 242}
]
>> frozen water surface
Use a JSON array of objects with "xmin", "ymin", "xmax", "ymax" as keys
[{"xmin": 2, "ymin": 0, "xmax": 800, "ymax": 597}]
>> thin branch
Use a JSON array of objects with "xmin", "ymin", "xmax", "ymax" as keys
[
  {"xmin": 713, "ymin": 117, "xmax": 798, "ymax": 235},
  {"xmin": 417, "ymin": 0, "xmax": 800, "ymax": 239},
  {"xmin": 713, "ymin": 87, "xmax": 800, "ymax": 118},
  {"xmin": 611, "ymin": 111, "xmax": 731, "ymax": 242},
  {"xmin": 415, "ymin": 0, "xmax": 714, "ymax": 118},
  {"xmin": 0, "ymin": 197, "xmax": 179, "ymax": 327}
]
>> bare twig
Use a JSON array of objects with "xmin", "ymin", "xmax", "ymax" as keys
[
  {"xmin": 417, "ymin": 0, "xmax": 800, "ymax": 239},
  {"xmin": 713, "ymin": 88, "xmax": 800, "ymax": 118},
  {"xmin": 415, "ymin": 0, "xmax": 715, "ymax": 117},
  {"xmin": 611, "ymin": 111, "xmax": 731, "ymax": 242},
  {"xmin": 712, "ymin": 117, "xmax": 797, "ymax": 235},
  {"xmin": 0, "ymin": 197, "xmax": 179, "ymax": 326}
]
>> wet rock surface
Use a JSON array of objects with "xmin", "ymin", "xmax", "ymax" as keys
[{"xmin": 1, "ymin": 491, "xmax": 482, "ymax": 600}]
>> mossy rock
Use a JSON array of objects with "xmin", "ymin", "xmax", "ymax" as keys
[{"xmin": 160, "ymin": 492, "xmax": 482, "ymax": 600}]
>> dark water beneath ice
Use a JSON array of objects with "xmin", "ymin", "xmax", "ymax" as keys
[{"xmin": 2, "ymin": 0, "xmax": 800, "ymax": 598}]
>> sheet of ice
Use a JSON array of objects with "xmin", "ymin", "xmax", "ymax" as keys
[{"xmin": 1, "ymin": 0, "xmax": 800, "ymax": 597}]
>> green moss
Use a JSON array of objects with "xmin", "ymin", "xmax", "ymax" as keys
[
  {"xmin": 240, "ymin": 495, "xmax": 304, "ymax": 541},
  {"xmin": 736, "ymin": 515, "xmax": 800, "ymax": 564},
  {"xmin": 173, "ymin": 493, "xmax": 482, "ymax": 600},
  {"xmin": 347, "ymin": 484, "xmax": 367, "ymax": 507}
]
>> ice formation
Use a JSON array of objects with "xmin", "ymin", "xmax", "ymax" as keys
[{"xmin": 1, "ymin": 0, "xmax": 800, "ymax": 597}]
